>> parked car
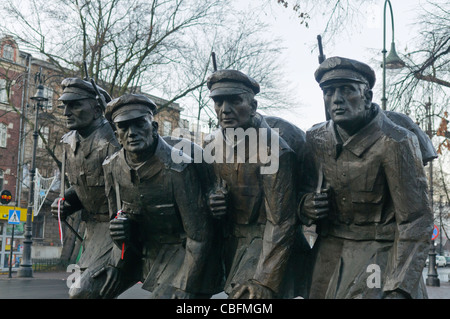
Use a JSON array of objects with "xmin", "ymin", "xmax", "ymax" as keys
[
  {"xmin": 425, "ymin": 256, "xmax": 448, "ymax": 267},
  {"xmin": 445, "ymin": 256, "xmax": 450, "ymax": 266},
  {"xmin": 436, "ymin": 256, "xmax": 447, "ymax": 267}
]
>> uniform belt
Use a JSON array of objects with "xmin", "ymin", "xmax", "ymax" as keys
[
  {"xmin": 90, "ymin": 213, "xmax": 110, "ymax": 222},
  {"xmin": 144, "ymin": 233, "xmax": 186, "ymax": 244},
  {"xmin": 327, "ymin": 222, "xmax": 396, "ymax": 241},
  {"xmin": 159, "ymin": 233, "xmax": 185, "ymax": 244},
  {"xmin": 232, "ymin": 223, "xmax": 265, "ymax": 239}
]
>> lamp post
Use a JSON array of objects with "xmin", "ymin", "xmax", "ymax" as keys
[
  {"xmin": 424, "ymin": 99, "xmax": 440, "ymax": 287},
  {"xmin": 17, "ymin": 71, "xmax": 48, "ymax": 278},
  {"xmin": 381, "ymin": 0, "xmax": 405, "ymax": 111},
  {"xmin": 438, "ymin": 196, "xmax": 443, "ymax": 256}
]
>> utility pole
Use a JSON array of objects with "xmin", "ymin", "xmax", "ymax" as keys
[
  {"xmin": 425, "ymin": 98, "xmax": 440, "ymax": 287},
  {"xmin": 17, "ymin": 70, "xmax": 48, "ymax": 277},
  {"xmin": 439, "ymin": 196, "xmax": 443, "ymax": 256}
]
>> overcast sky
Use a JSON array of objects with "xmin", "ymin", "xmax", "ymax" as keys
[{"xmin": 191, "ymin": 0, "xmax": 423, "ymax": 132}]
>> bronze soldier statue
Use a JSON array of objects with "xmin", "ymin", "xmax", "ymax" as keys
[
  {"xmin": 205, "ymin": 69, "xmax": 304, "ymax": 299},
  {"xmin": 299, "ymin": 56, "xmax": 433, "ymax": 299},
  {"xmin": 50, "ymin": 78, "xmax": 122, "ymax": 298},
  {"xmin": 103, "ymin": 94, "xmax": 220, "ymax": 298}
]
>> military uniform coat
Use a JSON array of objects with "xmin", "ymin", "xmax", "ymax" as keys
[
  {"xmin": 62, "ymin": 119, "xmax": 120, "ymax": 272},
  {"xmin": 204, "ymin": 114, "xmax": 298, "ymax": 297},
  {"xmin": 305, "ymin": 105, "xmax": 433, "ymax": 299},
  {"xmin": 103, "ymin": 136, "xmax": 218, "ymax": 296}
]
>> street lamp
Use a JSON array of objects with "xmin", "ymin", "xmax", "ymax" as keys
[
  {"xmin": 424, "ymin": 99, "xmax": 440, "ymax": 287},
  {"xmin": 17, "ymin": 72, "xmax": 48, "ymax": 278},
  {"xmin": 381, "ymin": 0, "xmax": 406, "ymax": 111}
]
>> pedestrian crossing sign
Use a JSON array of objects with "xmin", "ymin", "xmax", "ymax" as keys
[{"xmin": 8, "ymin": 209, "xmax": 21, "ymax": 225}]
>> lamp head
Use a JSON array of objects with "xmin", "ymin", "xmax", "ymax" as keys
[
  {"xmin": 383, "ymin": 42, "xmax": 405, "ymax": 69},
  {"xmin": 31, "ymin": 84, "xmax": 48, "ymax": 103}
]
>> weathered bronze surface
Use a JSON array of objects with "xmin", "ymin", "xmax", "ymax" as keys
[
  {"xmin": 300, "ymin": 57, "xmax": 434, "ymax": 299},
  {"xmin": 50, "ymin": 78, "xmax": 121, "ymax": 298},
  {"xmin": 51, "ymin": 57, "xmax": 435, "ymax": 300},
  {"xmin": 205, "ymin": 69, "xmax": 312, "ymax": 299},
  {"xmin": 103, "ymin": 94, "xmax": 221, "ymax": 298}
]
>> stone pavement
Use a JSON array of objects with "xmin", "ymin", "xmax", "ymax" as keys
[
  {"xmin": 426, "ymin": 280, "xmax": 450, "ymax": 299},
  {"xmin": 1, "ymin": 270, "xmax": 449, "ymax": 299},
  {"xmin": 0, "ymin": 270, "xmax": 68, "ymax": 280}
]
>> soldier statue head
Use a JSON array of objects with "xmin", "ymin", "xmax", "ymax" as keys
[
  {"xmin": 314, "ymin": 57, "xmax": 376, "ymax": 135},
  {"xmin": 105, "ymin": 94, "xmax": 158, "ymax": 163},
  {"xmin": 59, "ymin": 78, "xmax": 111, "ymax": 137},
  {"xmin": 207, "ymin": 69, "xmax": 260, "ymax": 130}
]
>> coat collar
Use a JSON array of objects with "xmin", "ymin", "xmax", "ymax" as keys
[
  {"xmin": 329, "ymin": 104, "xmax": 384, "ymax": 158},
  {"xmin": 116, "ymin": 135, "xmax": 182, "ymax": 182},
  {"xmin": 211, "ymin": 113, "xmax": 291, "ymax": 153},
  {"xmin": 62, "ymin": 119, "xmax": 111, "ymax": 158}
]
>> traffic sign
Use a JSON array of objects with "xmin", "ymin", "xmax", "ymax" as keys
[
  {"xmin": 8, "ymin": 209, "xmax": 20, "ymax": 225},
  {"xmin": 431, "ymin": 225, "xmax": 439, "ymax": 241},
  {"xmin": 0, "ymin": 206, "xmax": 28, "ymax": 222},
  {"xmin": 1, "ymin": 190, "xmax": 12, "ymax": 204}
]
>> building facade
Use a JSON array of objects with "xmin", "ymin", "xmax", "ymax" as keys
[
  {"xmin": 0, "ymin": 36, "xmax": 30, "ymax": 271},
  {"xmin": 0, "ymin": 36, "xmax": 186, "ymax": 271}
]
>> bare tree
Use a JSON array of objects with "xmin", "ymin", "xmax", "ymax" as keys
[
  {"xmin": 274, "ymin": 0, "xmax": 377, "ymax": 45},
  {"xmin": 2, "ymin": 0, "xmax": 226, "ymax": 94},
  {"xmin": 383, "ymin": 0, "xmax": 450, "ymax": 240},
  {"xmin": 172, "ymin": 10, "xmax": 294, "ymax": 133},
  {"xmin": 0, "ymin": 0, "xmax": 294, "ymax": 202},
  {"xmin": 275, "ymin": 0, "xmax": 450, "ymax": 240},
  {"xmin": 2, "ymin": 0, "xmax": 293, "ymax": 113}
]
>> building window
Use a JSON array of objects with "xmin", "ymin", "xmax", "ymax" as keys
[
  {"xmin": 0, "ymin": 123, "xmax": 7, "ymax": 148},
  {"xmin": 32, "ymin": 214, "xmax": 45, "ymax": 239},
  {"xmin": 0, "ymin": 79, "xmax": 7, "ymax": 103},
  {"xmin": 38, "ymin": 126, "xmax": 49, "ymax": 149},
  {"xmin": 43, "ymin": 86, "xmax": 53, "ymax": 109},
  {"xmin": 2, "ymin": 44, "xmax": 14, "ymax": 61},
  {"xmin": 163, "ymin": 121, "xmax": 172, "ymax": 136}
]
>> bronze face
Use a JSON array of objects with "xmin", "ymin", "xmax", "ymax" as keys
[
  {"xmin": 213, "ymin": 93, "xmax": 256, "ymax": 129},
  {"xmin": 115, "ymin": 114, "xmax": 156, "ymax": 154},
  {"xmin": 63, "ymin": 98, "xmax": 99, "ymax": 131},
  {"xmin": 322, "ymin": 81, "xmax": 370, "ymax": 132}
]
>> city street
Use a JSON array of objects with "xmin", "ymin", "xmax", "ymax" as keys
[
  {"xmin": 0, "ymin": 267, "xmax": 449, "ymax": 299},
  {"xmin": 422, "ymin": 266, "xmax": 450, "ymax": 299},
  {"xmin": 0, "ymin": 270, "xmax": 228, "ymax": 299}
]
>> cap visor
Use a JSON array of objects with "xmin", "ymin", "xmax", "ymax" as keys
[
  {"xmin": 209, "ymin": 87, "xmax": 250, "ymax": 97},
  {"xmin": 113, "ymin": 109, "xmax": 150, "ymax": 123},
  {"xmin": 58, "ymin": 93, "xmax": 91, "ymax": 101},
  {"xmin": 319, "ymin": 69, "xmax": 368, "ymax": 87}
]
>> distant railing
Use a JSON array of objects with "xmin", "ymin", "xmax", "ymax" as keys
[{"xmin": 32, "ymin": 258, "xmax": 69, "ymax": 272}]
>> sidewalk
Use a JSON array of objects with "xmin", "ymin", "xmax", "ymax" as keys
[
  {"xmin": 0, "ymin": 270, "xmax": 68, "ymax": 280},
  {"xmin": 2, "ymin": 269, "xmax": 450, "ymax": 299},
  {"xmin": 426, "ymin": 280, "xmax": 450, "ymax": 299}
]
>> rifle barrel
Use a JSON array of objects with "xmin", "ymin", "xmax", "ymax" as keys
[
  {"xmin": 317, "ymin": 35, "xmax": 326, "ymax": 64},
  {"xmin": 211, "ymin": 52, "xmax": 218, "ymax": 72},
  {"xmin": 83, "ymin": 61, "xmax": 89, "ymax": 81}
]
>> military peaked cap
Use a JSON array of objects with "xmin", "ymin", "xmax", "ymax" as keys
[
  {"xmin": 105, "ymin": 93, "xmax": 157, "ymax": 123},
  {"xmin": 207, "ymin": 69, "xmax": 260, "ymax": 97},
  {"xmin": 58, "ymin": 78, "xmax": 111, "ymax": 106},
  {"xmin": 314, "ymin": 56, "xmax": 376, "ymax": 89}
]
